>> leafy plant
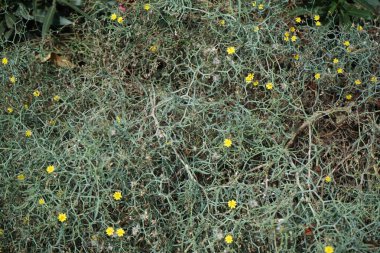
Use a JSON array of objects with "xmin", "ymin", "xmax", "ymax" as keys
[
  {"xmin": 0, "ymin": 0, "xmax": 92, "ymax": 40},
  {"xmin": 290, "ymin": 0, "xmax": 380, "ymax": 26}
]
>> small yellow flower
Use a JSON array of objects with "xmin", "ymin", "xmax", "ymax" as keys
[
  {"xmin": 106, "ymin": 227, "xmax": 114, "ymax": 236},
  {"xmin": 253, "ymin": 26, "xmax": 260, "ymax": 32},
  {"xmin": 149, "ymin": 45, "xmax": 158, "ymax": 53},
  {"xmin": 113, "ymin": 191, "xmax": 122, "ymax": 200},
  {"xmin": 316, "ymin": 21, "xmax": 321, "ymax": 27},
  {"xmin": 144, "ymin": 4, "xmax": 151, "ymax": 11},
  {"xmin": 253, "ymin": 80, "xmax": 259, "ymax": 86},
  {"xmin": 252, "ymin": 1, "xmax": 256, "ymax": 7},
  {"xmin": 33, "ymin": 90, "xmax": 41, "ymax": 97},
  {"xmin": 58, "ymin": 213, "xmax": 67, "ymax": 222},
  {"xmin": 24, "ymin": 104, "xmax": 29, "ymax": 110},
  {"xmin": 53, "ymin": 95, "xmax": 60, "ymax": 102},
  {"xmin": 46, "ymin": 165, "xmax": 55, "ymax": 174},
  {"xmin": 337, "ymin": 68, "xmax": 344, "ymax": 74},
  {"xmin": 283, "ymin": 36, "xmax": 289, "ymax": 42},
  {"xmin": 7, "ymin": 107, "xmax": 13, "ymax": 113},
  {"xmin": 226, "ymin": 47, "xmax": 236, "ymax": 55},
  {"xmin": 314, "ymin": 73, "xmax": 321, "ymax": 80},
  {"xmin": 110, "ymin": 13, "xmax": 117, "ymax": 21},
  {"xmin": 291, "ymin": 35, "xmax": 297, "ymax": 42},
  {"xmin": 2, "ymin": 57, "xmax": 8, "ymax": 65},
  {"xmin": 354, "ymin": 79, "xmax": 361, "ymax": 85},
  {"xmin": 25, "ymin": 130, "xmax": 32, "ymax": 137},
  {"xmin": 343, "ymin": 40, "xmax": 350, "ymax": 47},
  {"xmin": 346, "ymin": 47, "xmax": 352, "ymax": 53},
  {"xmin": 116, "ymin": 116, "xmax": 121, "ymax": 124},
  {"xmin": 324, "ymin": 245, "xmax": 334, "ymax": 253},
  {"xmin": 345, "ymin": 94, "xmax": 352, "ymax": 100},
  {"xmin": 266, "ymin": 82, "xmax": 273, "ymax": 90},
  {"xmin": 117, "ymin": 16, "xmax": 123, "ymax": 24},
  {"xmin": 218, "ymin": 19, "xmax": 225, "ymax": 26},
  {"xmin": 38, "ymin": 198, "xmax": 45, "ymax": 205},
  {"xmin": 17, "ymin": 174, "xmax": 25, "ymax": 181},
  {"xmin": 258, "ymin": 4, "xmax": 264, "ymax": 10},
  {"xmin": 224, "ymin": 138, "xmax": 232, "ymax": 148},
  {"xmin": 325, "ymin": 176, "xmax": 332, "ymax": 183},
  {"xmin": 225, "ymin": 234, "xmax": 233, "ymax": 244},
  {"xmin": 289, "ymin": 27, "xmax": 296, "ymax": 33},
  {"xmin": 293, "ymin": 54, "xmax": 299, "ymax": 60},
  {"xmin": 284, "ymin": 32, "xmax": 290, "ymax": 37},
  {"xmin": 314, "ymin": 15, "xmax": 320, "ymax": 21},
  {"xmin": 245, "ymin": 73, "xmax": 254, "ymax": 84},
  {"xmin": 295, "ymin": 17, "xmax": 301, "ymax": 23},
  {"xmin": 357, "ymin": 25, "xmax": 363, "ymax": 31},
  {"xmin": 116, "ymin": 228, "xmax": 125, "ymax": 237},
  {"xmin": 333, "ymin": 58, "xmax": 339, "ymax": 64},
  {"xmin": 228, "ymin": 200, "xmax": 237, "ymax": 209},
  {"xmin": 9, "ymin": 76, "xmax": 16, "ymax": 84},
  {"xmin": 370, "ymin": 76, "xmax": 377, "ymax": 83}
]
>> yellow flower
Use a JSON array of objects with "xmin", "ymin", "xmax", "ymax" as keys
[
  {"xmin": 343, "ymin": 40, "xmax": 350, "ymax": 47},
  {"xmin": 253, "ymin": 80, "xmax": 259, "ymax": 86},
  {"xmin": 284, "ymin": 32, "xmax": 290, "ymax": 37},
  {"xmin": 291, "ymin": 35, "xmax": 297, "ymax": 42},
  {"xmin": 110, "ymin": 13, "xmax": 117, "ymax": 21},
  {"xmin": 324, "ymin": 245, "xmax": 334, "ymax": 253},
  {"xmin": 106, "ymin": 227, "xmax": 114, "ymax": 236},
  {"xmin": 370, "ymin": 76, "xmax": 377, "ymax": 83},
  {"xmin": 24, "ymin": 104, "xmax": 29, "ymax": 109},
  {"xmin": 252, "ymin": 1, "xmax": 256, "ymax": 7},
  {"xmin": 58, "ymin": 213, "xmax": 67, "ymax": 222},
  {"xmin": 17, "ymin": 174, "xmax": 25, "ymax": 181},
  {"xmin": 46, "ymin": 165, "xmax": 55, "ymax": 174},
  {"xmin": 314, "ymin": 73, "xmax": 321, "ymax": 80},
  {"xmin": 245, "ymin": 73, "xmax": 254, "ymax": 84},
  {"xmin": 228, "ymin": 200, "xmax": 237, "ymax": 209},
  {"xmin": 25, "ymin": 130, "xmax": 32, "ymax": 137},
  {"xmin": 325, "ymin": 176, "xmax": 332, "ymax": 183},
  {"xmin": 357, "ymin": 25, "xmax": 363, "ymax": 31},
  {"xmin": 295, "ymin": 17, "xmax": 301, "ymax": 23},
  {"xmin": 266, "ymin": 82, "xmax": 273, "ymax": 90},
  {"xmin": 117, "ymin": 17, "xmax": 123, "ymax": 24},
  {"xmin": 346, "ymin": 47, "xmax": 352, "ymax": 53},
  {"xmin": 116, "ymin": 116, "xmax": 121, "ymax": 124},
  {"xmin": 33, "ymin": 90, "xmax": 41, "ymax": 97},
  {"xmin": 314, "ymin": 15, "xmax": 320, "ymax": 21},
  {"xmin": 226, "ymin": 47, "xmax": 236, "ymax": 55},
  {"xmin": 337, "ymin": 68, "xmax": 344, "ymax": 74},
  {"xmin": 218, "ymin": 19, "xmax": 225, "ymax": 26},
  {"xmin": 9, "ymin": 76, "xmax": 16, "ymax": 84},
  {"xmin": 293, "ymin": 54, "xmax": 299, "ymax": 60},
  {"xmin": 316, "ymin": 21, "xmax": 321, "ymax": 27},
  {"xmin": 53, "ymin": 95, "xmax": 60, "ymax": 102},
  {"xmin": 144, "ymin": 4, "xmax": 151, "ymax": 11},
  {"xmin": 7, "ymin": 107, "xmax": 13, "ymax": 113},
  {"xmin": 354, "ymin": 79, "xmax": 361, "ymax": 85},
  {"xmin": 345, "ymin": 94, "xmax": 352, "ymax": 100},
  {"xmin": 289, "ymin": 27, "xmax": 296, "ymax": 33},
  {"xmin": 38, "ymin": 198, "xmax": 45, "ymax": 205},
  {"xmin": 253, "ymin": 26, "xmax": 260, "ymax": 32},
  {"xmin": 283, "ymin": 36, "xmax": 289, "ymax": 42},
  {"xmin": 258, "ymin": 4, "xmax": 264, "ymax": 10},
  {"xmin": 113, "ymin": 191, "xmax": 122, "ymax": 200},
  {"xmin": 333, "ymin": 58, "xmax": 339, "ymax": 64},
  {"xmin": 149, "ymin": 45, "xmax": 158, "ymax": 53},
  {"xmin": 224, "ymin": 138, "xmax": 232, "ymax": 148},
  {"xmin": 116, "ymin": 228, "xmax": 125, "ymax": 237},
  {"xmin": 225, "ymin": 234, "xmax": 233, "ymax": 244},
  {"xmin": 2, "ymin": 57, "xmax": 8, "ymax": 65}
]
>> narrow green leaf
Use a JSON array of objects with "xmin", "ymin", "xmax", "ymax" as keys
[
  {"xmin": 42, "ymin": 0, "xmax": 56, "ymax": 38},
  {"xmin": 57, "ymin": 0, "xmax": 95, "ymax": 23},
  {"xmin": 5, "ymin": 13, "xmax": 16, "ymax": 29}
]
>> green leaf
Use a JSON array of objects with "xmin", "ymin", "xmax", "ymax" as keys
[
  {"xmin": 354, "ymin": 0, "xmax": 380, "ymax": 14},
  {"xmin": 57, "ymin": 0, "xmax": 95, "ymax": 23},
  {"xmin": 5, "ymin": 13, "xmax": 17, "ymax": 29},
  {"xmin": 345, "ymin": 6, "xmax": 374, "ymax": 19},
  {"xmin": 42, "ymin": 0, "xmax": 56, "ymax": 38},
  {"xmin": 16, "ymin": 3, "xmax": 34, "ymax": 20},
  {"xmin": 288, "ymin": 7, "xmax": 311, "ymax": 17},
  {"xmin": 0, "ymin": 21, "xmax": 6, "ymax": 36}
]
